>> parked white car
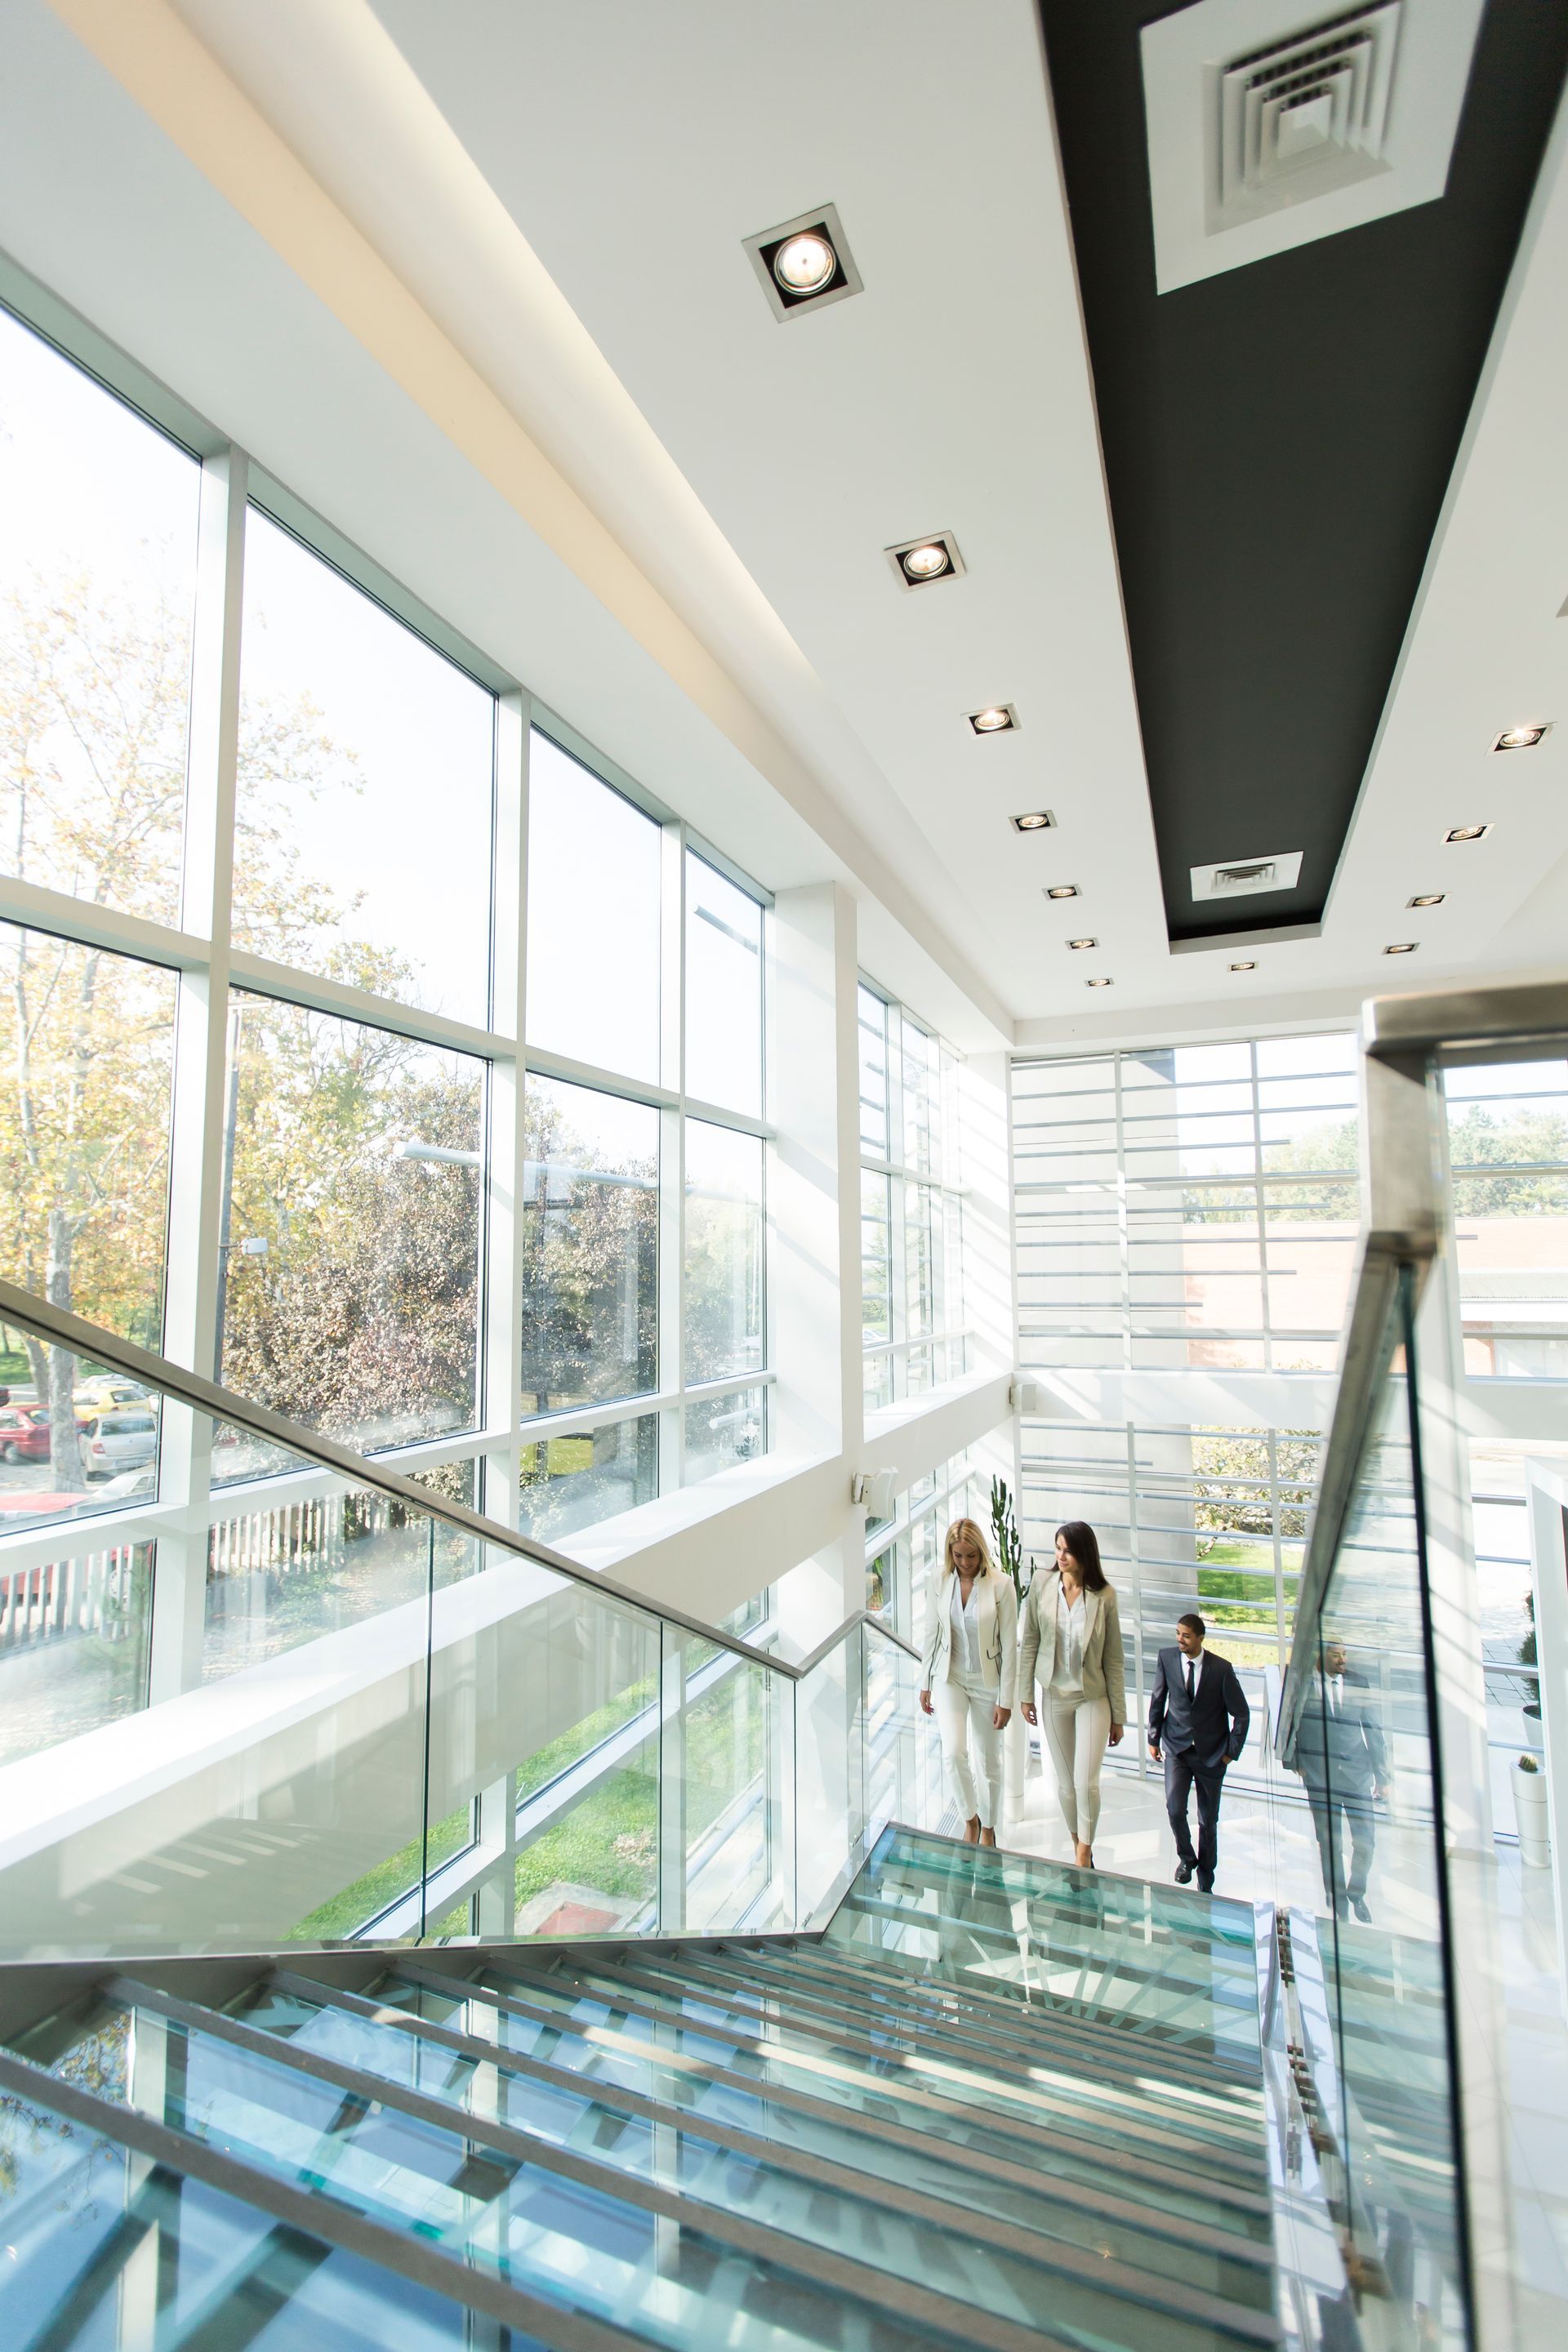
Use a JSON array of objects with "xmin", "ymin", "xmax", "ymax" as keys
[{"xmin": 81, "ymin": 1410, "xmax": 158, "ymax": 1481}]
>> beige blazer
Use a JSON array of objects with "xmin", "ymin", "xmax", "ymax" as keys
[
  {"xmin": 1018, "ymin": 1570, "xmax": 1127, "ymax": 1723},
  {"xmin": 920, "ymin": 1567, "xmax": 1018, "ymax": 1708}
]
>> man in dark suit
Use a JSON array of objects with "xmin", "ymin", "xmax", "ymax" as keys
[
  {"xmin": 1147, "ymin": 1611, "xmax": 1250, "ymax": 1894},
  {"xmin": 1293, "ymin": 1641, "xmax": 1387, "ymax": 1922}
]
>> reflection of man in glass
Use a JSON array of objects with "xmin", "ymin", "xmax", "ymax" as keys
[{"xmin": 1295, "ymin": 1641, "xmax": 1386, "ymax": 1922}]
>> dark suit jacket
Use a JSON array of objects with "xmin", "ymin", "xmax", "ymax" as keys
[
  {"xmin": 1294, "ymin": 1669, "xmax": 1387, "ymax": 1796},
  {"xmin": 1148, "ymin": 1646, "xmax": 1250, "ymax": 1773}
]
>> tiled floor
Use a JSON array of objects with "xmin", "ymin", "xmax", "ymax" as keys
[{"xmin": 993, "ymin": 1751, "xmax": 1568, "ymax": 2352}]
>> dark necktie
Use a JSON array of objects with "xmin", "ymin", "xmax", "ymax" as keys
[{"xmin": 1185, "ymin": 1659, "xmax": 1195, "ymax": 1702}]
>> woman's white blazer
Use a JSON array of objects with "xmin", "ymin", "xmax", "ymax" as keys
[
  {"xmin": 1018, "ymin": 1570, "xmax": 1127, "ymax": 1723},
  {"xmin": 920, "ymin": 1569, "xmax": 1018, "ymax": 1708}
]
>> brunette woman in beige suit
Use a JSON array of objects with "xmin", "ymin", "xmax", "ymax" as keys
[
  {"xmin": 919, "ymin": 1518, "xmax": 1018, "ymax": 1846},
  {"xmin": 1018, "ymin": 1521, "xmax": 1125, "ymax": 1869}
]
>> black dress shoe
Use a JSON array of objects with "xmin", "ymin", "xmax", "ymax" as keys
[
  {"xmin": 1351, "ymin": 1895, "xmax": 1371, "ymax": 1923},
  {"xmin": 1174, "ymin": 1860, "xmax": 1193, "ymax": 1884},
  {"xmin": 1196, "ymin": 1877, "xmax": 1214, "ymax": 1895}
]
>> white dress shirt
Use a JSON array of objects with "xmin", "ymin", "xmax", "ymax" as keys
[
  {"xmin": 1050, "ymin": 1585, "xmax": 1086, "ymax": 1698},
  {"xmin": 1180, "ymin": 1649, "xmax": 1205, "ymax": 1703},
  {"xmin": 949, "ymin": 1577, "xmax": 982, "ymax": 1681}
]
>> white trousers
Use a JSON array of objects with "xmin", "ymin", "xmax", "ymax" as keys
[
  {"xmin": 1043, "ymin": 1693, "xmax": 1111, "ymax": 1843},
  {"xmin": 935, "ymin": 1673, "xmax": 1003, "ymax": 1829}
]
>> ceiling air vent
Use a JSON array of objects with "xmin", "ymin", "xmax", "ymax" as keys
[
  {"xmin": 1191, "ymin": 851, "xmax": 1303, "ymax": 901},
  {"xmin": 1142, "ymin": 0, "xmax": 1484, "ymax": 294},
  {"xmin": 1214, "ymin": 4, "xmax": 1402, "ymax": 233}
]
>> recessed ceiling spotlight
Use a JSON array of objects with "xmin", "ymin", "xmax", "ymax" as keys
[
  {"xmin": 1085, "ymin": 977, "xmax": 1113, "ymax": 988},
  {"xmin": 967, "ymin": 704, "xmax": 1018, "ymax": 735},
  {"xmin": 1229, "ymin": 960, "xmax": 1256, "ymax": 972},
  {"xmin": 742, "ymin": 204, "xmax": 862, "ymax": 322},
  {"xmin": 1493, "ymin": 723, "xmax": 1552, "ymax": 751},
  {"xmin": 1011, "ymin": 809, "xmax": 1055, "ymax": 833},
  {"xmin": 1045, "ymin": 884, "xmax": 1079, "ymax": 899},
  {"xmin": 1067, "ymin": 937, "xmax": 1098, "ymax": 951},
  {"xmin": 886, "ymin": 531, "xmax": 965, "ymax": 590},
  {"xmin": 774, "ymin": 232, "xmax": 835, "ymax": 296},
  {"xmin": 1383, "ymin": 942, "xmax": 1418, "ymax": 955},
  {"xmin": 1445, "ymin": 824, "xmax": 1491, "ymax": 844},
  {"xmin": 1407, "ymin": 893, "xmax": 1446, "ymax": 908}
]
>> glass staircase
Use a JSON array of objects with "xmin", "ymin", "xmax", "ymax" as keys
[{"xmin": 0, "ymin": 1824, "xmax": 1303, "ymax": 2352}]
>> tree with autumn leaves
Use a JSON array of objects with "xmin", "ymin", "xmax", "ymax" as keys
[{"xmin": 0, "ymin": 570, "xmax": 488, "ymax": 1478}]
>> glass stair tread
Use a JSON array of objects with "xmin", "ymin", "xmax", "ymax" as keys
[
  {"xmin": 228, "ymin": 1967, "xmax": 1280, "ymax": 2346},
  {"xmin": 682, "ymin": 1943, "xmax": 1268, "ymax": 2116},
  {"xmin": 30, "ymin": 1982, "xmax": 1088, "ymax": 2352},
  {"xmin": 481, "ymin": 1952, "xmax": 1272, "ymax": 2195},
  {"xmin": 737, "ymin": 1936, "xmax": 1265, "ymax": 2089},
  {"xmin": 389, "ymin": 1958, "xmax": 1275, "ymax": 2255},
  {"xmin": 610, "ymin": 1947, "xmax": 1267, "ymax": 2161},
  {"xmin": 13, "ymin": 1980, "xmax": 1283, "ymax": 2352},
  {"xmin": 0, "ymin": 2040, "xmax": 572, "ymax": 2351},
  {"xmin": 862, "ymin": 1829, "xmax": 1258, "ymax": 1949},
  {"xmin": 520, "ymin": 1949, "xmax": 1272, "ymax": 2183}
]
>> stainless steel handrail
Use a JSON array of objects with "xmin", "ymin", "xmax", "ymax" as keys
[
  {"xmin": 1276, "ymin": 974, "xmax": 1568, "ymax": 1763},
  {"xmin": 0, "ymin": 1276, "xmax": 918, "ymax": 1681}
]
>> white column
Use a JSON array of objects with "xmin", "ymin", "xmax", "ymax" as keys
[
  {"xmin": 481, "ymin": 691, "xmax": 529, "ymax": 1530},
  {"xmin": 150, "ymin": 449, "xmax": 246, "ymax": 1703},
  {"xmin": 768, "ymin": 884, "xmax": 860, "ymax": 1525}
]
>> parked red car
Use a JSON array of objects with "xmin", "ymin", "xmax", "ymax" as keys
[{"xmin": 0, "ymin": 1405, "xmax": 51, "ymax": 1465}]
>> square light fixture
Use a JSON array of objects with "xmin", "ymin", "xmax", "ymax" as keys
[
  {"xmin": 1229, "ymin": 960, "xmax": 1256, "ymax": 972},
  {"xmin": 1492, "ymin": 723, "xmax": 1552, "ymax": 751},
  {"xmin": 743, "ymin": 203, "xmax": 862, "ymax": 323},
  {"xmin": 1445, "ymin": 824, "xmax": 1491, "ymax": 844},
  {"xmin": 1407, "ymin": 893, "xmax": 1445, "ymax": 908},
  {"xmin": 1044, "ymin": 884, "xmax": 1079, "ymax": 899},
  {"xmin": 1085, "ymin": 976, "xmax": 1113, "ymax": 988},
  {"xmin": 1383, "ymin": 942, "xmax": 1418, "ymax": 955},
  {"xmin": 1067, "ymin": 937, "xmax": 1098, "ymax": 951},
  {"xmin": 1011, "ymin": 809, "xmax": 1055, "ymax": 833},
  {"xmin": 966, "ymin": 703, "xmax": 1018, "ymax": 735},
  {"xmin": 886, "ymin": 531, "xmax": 965, "ymax": 590}
]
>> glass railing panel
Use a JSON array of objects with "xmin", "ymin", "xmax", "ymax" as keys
[
  {"xmin": 792, "ymin": 1631, "xmax": 863, "ymax": 1922},
  {"xmin": 862, "ymin": 1619, "xmax": 942, "ymax": 1837},
  {"xmin": 1288, "ymin": 1264, "xmax": 1467, "ymax": 2347},
  {"xmin": 0, "ymin": 1283, "xmax": 931, "ymax": 1960},
  {"xmin": 675, "ymin": 1633, "xmax": 782, "ymax": 1931},
  {"xmin": 0, "ymin": 1528, "xmax": 155, "ymax": 1769}
]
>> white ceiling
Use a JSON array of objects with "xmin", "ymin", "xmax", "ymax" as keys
[{"xmin": 15, "ymin": 0, "xmax": 1568, "ymax": 1047}]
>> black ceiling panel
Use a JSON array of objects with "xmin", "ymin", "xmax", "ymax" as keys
[{"xmin": 1038, "ymin": 0, "xmax": 1568, "ymax": 942}]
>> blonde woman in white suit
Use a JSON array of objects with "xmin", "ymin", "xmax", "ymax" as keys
[
  {"xmin": 1018, "ymin": 1520, "xmax": 1126, "ymax": 1869},
  {"xmin": 919, "ymin": 1518, "xmax": 1018, "ymax": 1847}
]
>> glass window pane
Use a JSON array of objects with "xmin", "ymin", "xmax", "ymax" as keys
[
  {"xmin": 519, "ymin": 1414, "xmax": 658, "ymax": 1543},
  {"xmin": 1443, "ymin": 1058, "xmax": 1568, "ymax": 1379},
  {"xmin": 520, "ymin": 1076, "xmax": 658, "ymax": 1417},
  {"xmin": 526, "ymin": 732, "xmax": 661, "ymax": 1080},
  {"xmin": 0, "ymin": 926, "xmax": 176, "ymax": 1530},
  {"xmin": 862, "ymin": 1169, "xmax": 891, "ymax": 1345},
  {"xmin": 684, "ymin": 1121, "xmax": 764, "ymax": 1383},
  {"xmin": 684, "ymin": 853, "xmax": 762, "ymax": 1116},
  {"xmin": 234, "ymin": 511, "xmax": 496, "ymax": 1023},
  {"xmin": 902, "ymin": 1016, "xmax": 938, "ymax": 1175},
  {"xmin": 0, "ymin": 311, "xmax": 199, "ymax": 924},
  {"xmin": 858, "ymin": 986, "xmax": 889, "ymax": 1157},
  {"xmin": 684, "ymin": 1387, "xmax": 767, "ymax": 1486},
  {"xmin": 218, "ymin": 994, "xmax": 483, "ymax": 1452},
  {"xmin": 904, "ymin": 1181, "xmax": 935, "ymax": 1337}
]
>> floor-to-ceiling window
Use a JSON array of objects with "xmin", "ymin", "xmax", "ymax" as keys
[
  {"xmin": 0, "ymin": 289, "xmax": 772, "ymax": 1779},
  {"xmin": 858, "ymin": 979, "xmax": 966, "ymax": 1410},
  {"xmin": 1011, "ymin": 1033, "xmax": 1360, "ymax": 1783}
]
